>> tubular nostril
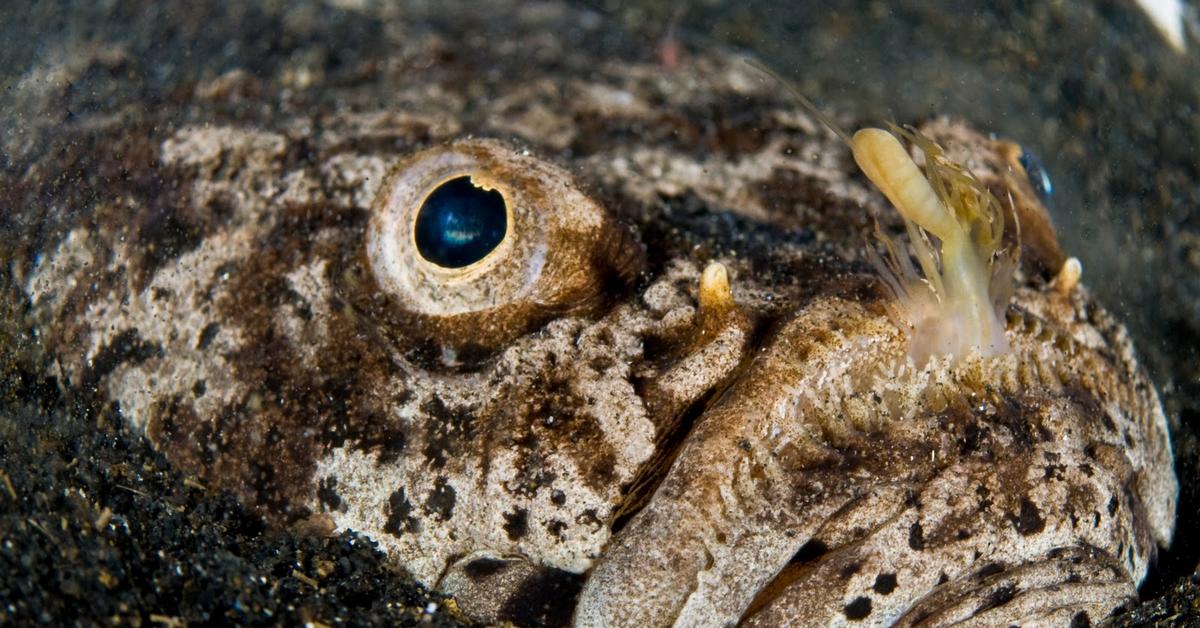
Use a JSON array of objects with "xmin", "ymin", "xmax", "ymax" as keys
[{"xmin": 414, "ymin": 176, "xmax": 507, "ymax": 268}]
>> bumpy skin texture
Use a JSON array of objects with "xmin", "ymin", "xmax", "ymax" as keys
[{"xmin": 13, "ymin": 1, "xmax": 1175, "ymax": 626}]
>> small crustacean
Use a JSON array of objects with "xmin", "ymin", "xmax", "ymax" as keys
[
  {"xmin": 852, "ymin": 124, "xmax": 1014, "ymax": 365},
  {"xmin": 760, "ymin": 62, "xmax": 1014, "ymax": 365}
]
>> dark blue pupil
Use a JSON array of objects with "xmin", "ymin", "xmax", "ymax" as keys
[
  {"xmin": 1018, "ymin": 148, "xmax": 1053, "ymax": 200},
  {"xmin": 414, "ymin": 177, "xmax": 507, "ymax": 268}
]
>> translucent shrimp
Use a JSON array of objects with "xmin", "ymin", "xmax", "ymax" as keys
[{"xmin": 749, "ymin": 60, "xmax": 1014, "ymax": 364}]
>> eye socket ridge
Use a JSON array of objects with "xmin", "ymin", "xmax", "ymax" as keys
[
  {"xmin": 363, "ymin": 138, "xmax": 645, "ymax": 352},
  {"xmin": 414, "ymin": 176, "xmax": 509, "ymax": 269}
]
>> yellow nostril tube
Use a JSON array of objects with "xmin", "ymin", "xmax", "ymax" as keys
[
  {"xmin": 699, "ymin": 262, "xmax": 733, "ymax": 312},
  {"xmin": 1054, "ymin": 257, "xmax": 1083, "ymax": 295}
]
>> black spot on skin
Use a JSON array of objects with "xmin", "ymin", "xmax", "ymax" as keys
[
  {"xmin": 550, "ymin": 489, "xmax": 566, "ymax": 506},
  {"xmin": 908, "ymin": 522, "xmax": 925, "ymax": 550},
  {"xmin": 588, "ymin": 355, "xmax": 615, "ymax": 371},
  {"xmin": 1066, "ymin": 572, "xmax": 1082, "ymax": 583},
  {"xmin": 384, "ymin": 488, "xmax": 419, "ymax": 537},
  {"xmin": 497, "ymin": 566, "xmax": 585, "ymax": 627},
  {"xmin": 843, "ymin": 596, "xmax": 872, "ymax": 620},
  {"xmin": 1108, "ymin": 495, "xmax": 1119, "ymax": 516},
  {"xmin": 976, "ymin": 484, "xmax": 993, "ymax": 511},
  {"xmin": 196, "ymin": 322, "xmax": 221, "ymax": 350},
  {"xmin": 790, "ymin": 538, "xmax": 828, "ymax": 564},
  {"xmin": 503, "ymin": 507, "xmax": 529, "ymax": 541},
  {"xmin": 1122, "ymin": 482, "xmax": 1138, "ymax": 518},
  {"xmin": 317, "ymin": 476, "xmax": 342, "ymax": 512},
  {"xmin": 192, "ymin": 379, "xmax": 206, "ymax": 397},
  {"xmin": 960, "ymin": 423, "xmax": 987, "ymax": 455},
  {"xmin": 978, "ymin": 583, "xmax": 1018, "ymax": 613},
  {"xmin": 205, "ymin": 195, "xmax": 235, "ymax": 221},
  {"xmin": 424, "ymin": 476, "xmax": 456, "ymax": 521},
  {"xmin": 463, "ymin": 557, "xmax": 507, "ymax": 579},
  {"xmin": 421, "ymin": 396, "xmax": 476, "ymax": 470},
  {"xmin": 937, "ymin": 572, "xmax": 949, "ymax": 585},
  {"xmin": 1044, "ymin": 464, "xmax": 1066, "ymax": 480},
  {"xmin": 82, "ymin": 329, "xmax": 163, "ymax": 390},
  {"xmin": 1066, "ymin": 385, "xmax": 1115, "ymax": 433},
  {"xmin": 507, "ymin": 434, "xmax": 558, "ymax": 498},
  {"xmin": 284, "ymin": 286, "xmax": 313, "ymax": 321},
  {"xmin": 315, "ymin": 373, "xmax": 409, "ymax": 465},
  {"xmin": 1010, "ymin": 498, "xmax": 1045, "ymax": 535},
  {"xmin": 975, "ymin": 562, "xmax": 1005, "ymax": 579},
  {"xmin": 840, "ymin": 562, "xmax": 862, "ymax": 579},
  {"xmin": 986, "ymin": 395, "xmax": 1035, "ymax": 452},
  {"xmin": 1070, "ymin": 611, "xmax": 1091, "ymax": 628},
  {"xmin": 138, "ymin": 208, "xmax": 205, "ymax": 280},
  {"xmin": 546, "ymin": 520, "xmax": 567, "ymax": 539},
  {"xmin": 873, "ymin": 573, "xmax": 897, "ymax": 594},
  {"xmin": 575, "ymin": 509, "xmax": 602, "ymax": 529}
]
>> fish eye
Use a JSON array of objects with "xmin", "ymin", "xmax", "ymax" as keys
[
  {"xmin": 414, "ymin": 177, "xmax": 508, "ymax": 269},
  {"xmin": 358, "ymin": 139, "xmax": 644, "ymax": 355},
  {"xmin": 1017, "ymin": 147, "xmax": 1053, "ymax": 200}
]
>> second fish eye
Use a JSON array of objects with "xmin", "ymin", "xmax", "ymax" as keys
[
  {"xmin": 1017, "ymin": 148, "xmax": 1053, "ymax": 200},
  {"xmin": 415, "ymin": 177, "xmax": 508, "ymax": 269}
]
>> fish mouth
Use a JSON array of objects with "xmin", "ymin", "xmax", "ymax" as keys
[
  {"xmin": 431, "ymin": 260, "xmax": 858, "ymax": 627},
  {"xmin": 570, "ymin": 296, "xmax": 899, "ymax": 627}
]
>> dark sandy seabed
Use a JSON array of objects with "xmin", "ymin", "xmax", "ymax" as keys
[{"xmin": 1, "ymin": 0, "xmax": 1199, "ymax": 625}]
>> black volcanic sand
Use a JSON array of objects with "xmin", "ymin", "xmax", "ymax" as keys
[
  {"xmin": 2, "ymin": 0, "xmax": 1199, "ymax": 626},
  {"xmin": 0, "ymin": 280, "xmax": 465, "ymax": 626}
]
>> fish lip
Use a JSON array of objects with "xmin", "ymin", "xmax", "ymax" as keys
[{"xmin": 574, "ymin": 298, "xmax": 891, "ymax": 627}]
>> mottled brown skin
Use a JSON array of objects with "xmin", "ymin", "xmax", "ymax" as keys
[
  {"xmin": 578, "ymin": 288, "xmax": 1173, "ymax": 626},
  {"xmin": 12, "ymin": 1, "xmax": 1175, "ymax": 626}
]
